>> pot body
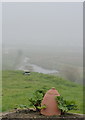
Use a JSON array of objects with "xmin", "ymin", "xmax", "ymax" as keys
[{"xmin": 41, "ymin": 88, "xmax": 61, "ymax": 116}]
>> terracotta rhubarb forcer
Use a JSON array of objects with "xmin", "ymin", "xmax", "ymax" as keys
[{"xmin": 41, "ymin": 87, "xmax": 61, "ymax": 116}]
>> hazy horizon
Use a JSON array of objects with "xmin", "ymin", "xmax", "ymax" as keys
[
  {"xmin": 2, "ymin": 2, "xmax": 83, "ymax": 83},
  {"xmin": 2, "ymin": 2, "xmax": 83, "ymax": 50}
]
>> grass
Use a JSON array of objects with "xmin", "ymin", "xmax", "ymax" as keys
[{"xmin": 2, "ymin": 70, "xmax": 84, "ymax": 114}]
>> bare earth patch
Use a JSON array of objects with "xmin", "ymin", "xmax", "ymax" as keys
[{"xmin": 1, "ymin": 109, "xmax": 84, "ymax": 120}]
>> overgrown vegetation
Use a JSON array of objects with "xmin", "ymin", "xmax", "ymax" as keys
[
  {"xmin": 2, "ymin": 70, "xmax": 83, "ymax": 114},
  {"xmin": 56, "ymin": 96, "xmax": 77, "ymax": 114},
  {"xmin": 29, "ymin": 88, "xmax": 47, "ymax": 111}
]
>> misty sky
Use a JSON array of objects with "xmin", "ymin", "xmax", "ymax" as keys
[{"xmin": 2, "ymin": 2, "xmax": 83, "ymax": 50}]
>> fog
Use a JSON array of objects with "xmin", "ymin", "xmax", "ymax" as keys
[{"xmin": 2, "ymin": 2, "xmax": 83, "ymax": 84}]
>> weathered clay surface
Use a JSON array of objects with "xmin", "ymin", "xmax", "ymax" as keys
[{"xmin": 41, "ymin": 87, "xmax": 61, "ymax": 116}]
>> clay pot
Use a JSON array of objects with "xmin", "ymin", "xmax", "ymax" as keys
[{"xmin": 41, "ymin": 87, "xmax": 61, "ymax": 116}]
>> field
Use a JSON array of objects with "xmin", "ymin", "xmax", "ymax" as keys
[
  {"xmin": 2, "ymin": 49, "xmax": 83, "ymax": 84},
  {"xmin": 2, "ymin": 70, "xmax": 84, "ymax": 114}
]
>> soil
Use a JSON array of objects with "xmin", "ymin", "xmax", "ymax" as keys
[{"xmin": 1, "ymin": 108, "xmax": 85, "ymax": 120}]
